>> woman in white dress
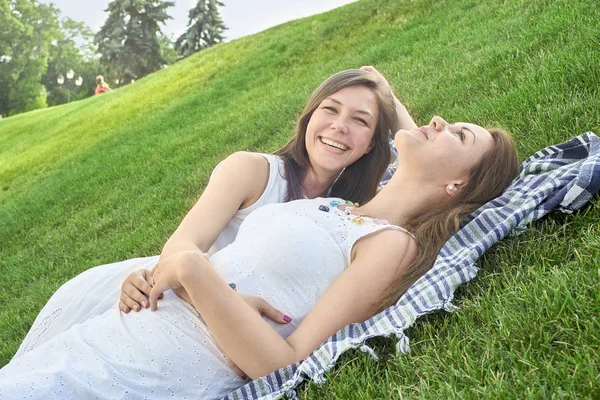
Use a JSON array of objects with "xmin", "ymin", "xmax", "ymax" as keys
[
  {"xmin": 0, "ymin": 113, "xmax": 519, "ymax": 399},
  {"xmin": 8, "ymin": 68, "xmax": 404, "ymax": 365}
]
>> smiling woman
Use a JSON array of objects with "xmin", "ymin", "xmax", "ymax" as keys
[
  {"xmin": 275, "ymin": 69, "xmax": 397, "ymax": 203},
  {"xmin": 305, "ymin": 86, "xmax": 379, "ymax": 176}
]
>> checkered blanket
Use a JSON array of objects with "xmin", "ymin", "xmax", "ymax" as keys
[{"xmin": 224, "ymin": 132, "xmax": 600, "ymax": 400}]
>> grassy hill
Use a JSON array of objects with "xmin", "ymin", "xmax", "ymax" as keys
[{"xmin": 1, "ymin": 0, "xmax": 598, "ymax": 397}]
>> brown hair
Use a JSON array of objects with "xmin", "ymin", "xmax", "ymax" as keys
[
  {"xmin": 377, "ymin": 128, "xmax": 520, "ymax": 311},
  {"xmin": 274, "ymin": 69, "xmax": 397, "ymax": 204}
]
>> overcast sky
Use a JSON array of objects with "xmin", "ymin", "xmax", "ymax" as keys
[{"xmin": 43, "ymin": 0, "xmax": 357, "ymax": 41}]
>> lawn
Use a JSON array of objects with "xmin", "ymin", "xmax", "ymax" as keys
[{"xmin": 0, "ymin": 0, "xmax": 598, "ymax": 398}]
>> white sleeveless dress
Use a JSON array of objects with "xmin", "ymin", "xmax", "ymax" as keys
[{"xmin": 0, "ymin": 198, "xmax": 412, "ymax": 399}]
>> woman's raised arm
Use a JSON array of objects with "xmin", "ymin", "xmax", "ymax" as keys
[{"xmin": 360, "ymin": 66, "xmax": 418, "ymax": 131}]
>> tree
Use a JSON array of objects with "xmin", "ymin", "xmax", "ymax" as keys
[
  {"xmin": 175, "ymin": 0, "xmax": 226, "ymax": 59},
  {"xmin": 43, "ymin": 18, "xmax": 96, "ymax": 106},
  {"xmin": 158, "ymin": 34, "xmax": 177, "ymax": 66},
  {"xmin": 94, "ymin": 0, "xmax": 174, "ymax": 84},
  {"xmin": 0, "ymin": 0, "xmax": 61, "ymax": 116}
]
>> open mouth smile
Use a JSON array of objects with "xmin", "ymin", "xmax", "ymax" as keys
[{"xmin": 319, "ymin": 137, "xmax": 348, "ymax": 151}]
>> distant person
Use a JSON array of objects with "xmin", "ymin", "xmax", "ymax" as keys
[{"xmin": 94, "ymin": 75, "xmax": 111, "ymax": 95}]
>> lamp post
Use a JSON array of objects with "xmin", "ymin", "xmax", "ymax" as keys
[{"xmin": 57, "ymin": 69, "xmax": 82, "ymax": 103}]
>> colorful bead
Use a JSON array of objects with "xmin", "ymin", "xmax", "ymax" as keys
[
  {"xmin": 352, "ymin": 217, "xmax": 365, "ymax": 225},
  {"xmin": 329, "ymin": 200, "xmax": 340, "ymax": 207},
  {"xmin": 345, "ymin": 200, "xmax": 353, "ymax": 206},
  {"xmin": 375, "ymin": 219, "xmax": 389, "ymax": 225},
  {"xmin": 354, "ymin": 202, "xmax": 360, "ymax": 208},
  {"xmin": 229, "ymin": 283, "xmax": 237, "ymax": 291},
  {"xmin": 319, "ymin": 205, "xmax": 330, "ymax": 212}
]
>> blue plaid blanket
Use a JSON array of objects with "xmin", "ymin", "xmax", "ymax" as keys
[{"xmin": 224, "ymin": 132, "xmax": 600, "ymax": 400}]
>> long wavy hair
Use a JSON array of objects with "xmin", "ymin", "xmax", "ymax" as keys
[
  {"xmin": 376, "ymin": 128, "xmax": 520, "ymax": 311},
  {"xmin": 274, "ymin": 69, "xmax": 397, "ymax": 205}
]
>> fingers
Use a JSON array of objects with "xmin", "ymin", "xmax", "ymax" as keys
[
  {"xmin": 119, "ymin": 300, "xmax": 131, "ymax": 313},
  {"xmin": 359, "ymin": 65, "xmax": 390, "ymax": 88},
  {"xmin": 120, "ymin": 292, "xmax": 145, "ymax": 312},
  {"xmin": 138, "ymin": 270, "xmax": 154, "ymax": 295},
  {"xmin": 257, "ymin": 298, "xmax": 292, "ymax": 325},
  {"xmin": 148, "ymin": 285, "xmax": 163, "ymax": 311},
  {"xmin": 122, "ymin": 282, "xmax": 150, "ymax": 309},
  {"xmin": 360, "ymin": 65, "xmax": 375, "ymax": 72}
]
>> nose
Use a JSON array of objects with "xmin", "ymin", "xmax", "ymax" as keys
[
  {"xmin": 331, "ymin": 115, "xmax": 349, "ymax": 134},
  {"xmin": 429, "ymin": 116, "xmax": 449, "ymax": 132}
]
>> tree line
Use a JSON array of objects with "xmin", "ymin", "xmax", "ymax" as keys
[{"xmin": 0, "ymin": 0, "xmax": 226, "ymax": 117}]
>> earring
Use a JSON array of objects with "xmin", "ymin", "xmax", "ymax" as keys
[{"xmin": 447, "ymin": 185, "xmax": 455, "ymax": 191}]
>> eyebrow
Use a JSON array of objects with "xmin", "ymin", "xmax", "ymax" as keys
[
  {"xmin": 326, "ymin": 97, "xmax": 375, "ymax": 118},
  {"xmin": 462, "ymin": 126, "xmax": 476, "ymax": 144}
]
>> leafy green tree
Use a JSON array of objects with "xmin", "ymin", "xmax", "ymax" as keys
[
  {"xmin": 43, "ymin": 18, "xmax": 96, "ymax": 106},
  {"xmin": 94, "ymin": 0, "xmax": 174, "ymax": 84},
  {"xmin": 0, "ymin": 0, "xmax": 61, "ymax": 116},
  {"xmin": 175, "ymin": 0, "xmax": 226, "ymax": 59},
  {"xmin": 158, "ymin": 34, "xmax": 177, "ymax": 66}
]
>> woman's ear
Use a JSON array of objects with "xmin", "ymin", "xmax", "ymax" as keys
[
  {"xmin": 445, "ymin": 181, "xmax": 466, "ymax": 197},
  {"xmin": 365, "ymin": 141, "xmax": 374, "ymax": 154}
]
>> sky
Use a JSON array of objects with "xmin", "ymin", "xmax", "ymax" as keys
[{"xmin": 43, "ymin": 0, "xmax": 358, "ymax": 41}]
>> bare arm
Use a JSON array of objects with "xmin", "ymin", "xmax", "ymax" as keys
[
  {"xmin": 161, "ymin": 151, "xmax": 271, "ymax": 257},
  {"xmin": 393, "ymin": 97, "xmax": 418, "ymax": 131},
  {"xmin": 149, "ymin": 229, "xmax": 417, "ymax": 380}
]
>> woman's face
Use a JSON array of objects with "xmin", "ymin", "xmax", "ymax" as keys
[
  {"xmin": 305, "ymin": 85, "xmax": 379, "ymax": 176},
  {"xmin": 394, "ymin": 116, "xmax": 494, "ymax": 186}
]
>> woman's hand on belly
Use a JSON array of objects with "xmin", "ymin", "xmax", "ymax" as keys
[
  {"xmin": 214, "ymin": 293, "xmax": 292, "ymax": 380},
  {"xmin": 119, "ymin": 269, "xmax": 159, "ymax": 313}
]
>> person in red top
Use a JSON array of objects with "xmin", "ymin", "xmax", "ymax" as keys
[{"xmin": 94, "ymin": 75, "xmax": 111, "ymax": 95}]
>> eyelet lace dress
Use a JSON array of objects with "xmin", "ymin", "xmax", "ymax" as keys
[{"xmin": 0, "ymin": 198, "xmax": 412, "ymax": 400}]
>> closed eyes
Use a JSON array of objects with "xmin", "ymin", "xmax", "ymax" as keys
[{"xmin": 454, "ymin": 130, "xmax": 465, "ymax": 142}]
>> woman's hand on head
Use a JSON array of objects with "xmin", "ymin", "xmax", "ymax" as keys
[
  {"xmin": 360, "ymin": 65, "xmax": 416, "ymax": 130},
  {"xmin": 119, "ymin": 269, "xmax": 162, "ymax": 313},
  {"xmin": 360, "ymin": 66, "xmax": 392, "ymax": 92}
]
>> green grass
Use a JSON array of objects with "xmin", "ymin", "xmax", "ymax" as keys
[{"xmin": 1, "ymin": 0, "xmax": 599, "ymax": 397}]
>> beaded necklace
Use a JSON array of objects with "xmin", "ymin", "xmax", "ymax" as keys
[{"xmin": 318, "ymin": 199, "xmax": 389, "ymax": 226}]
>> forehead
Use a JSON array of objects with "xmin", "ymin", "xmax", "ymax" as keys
[
  {"xmin": 456, "ymin": 122, "xmax": 490, "ymax": 136},
  {"xmin": 327, "ymin": 86, "xmax": 378, "ymax": 110}
]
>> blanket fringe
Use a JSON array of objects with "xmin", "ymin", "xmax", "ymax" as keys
[
  {"xmin": 395, "ymin": 333, "xmax": 410, "ymax": 354},
  {"xmin": 442, "ymin": 300, "xmax": 460, "ymax": 312},
  {"xmin": 358, "ymin": 344, "xmax": 379, "ymax": 361}
]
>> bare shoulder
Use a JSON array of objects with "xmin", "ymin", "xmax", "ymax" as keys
[
  {"xmin": 353, "ymin": 228, "xmax": 418, "ymax": 272},
  {"xmin": 217, "ymin": 152, "xmax": 271, "ymax": 208},
  {"xmin": 222, "ymin": 151, "xmax": 269, "ymax": 172}
]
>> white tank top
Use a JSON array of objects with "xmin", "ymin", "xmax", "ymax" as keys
[{"xmin": 208, "ymin": 153, "xmax": 287, "ymax": 254}]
